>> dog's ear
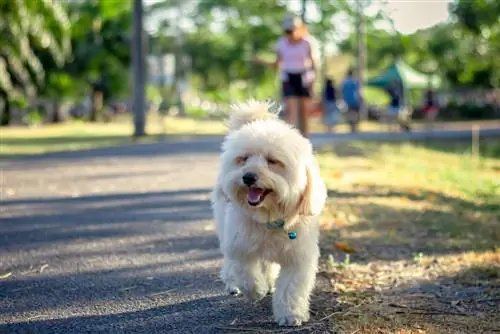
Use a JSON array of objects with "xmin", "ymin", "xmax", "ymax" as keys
[{"xmin": 298, "ymin": 160, "xmax": 327, "ymax": 216}]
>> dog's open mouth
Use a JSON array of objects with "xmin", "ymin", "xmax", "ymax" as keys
[{"xmin": 247, "ymin": 187, "xmax": 272, "ymax": 206}]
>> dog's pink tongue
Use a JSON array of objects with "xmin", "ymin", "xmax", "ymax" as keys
[{"xmin": 247, "ymin": 188, "xmax": 264, "ymax": 202}]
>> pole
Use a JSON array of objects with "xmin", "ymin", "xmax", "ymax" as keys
[
  {"xmin": 300, "ymin": 0, "xmax": 307, "ymax": 21},
  {"xmin": 132, "ymin": 0, "xmax": 146, "ymax": 137},
  {"xmin": 472, "ymin": 125, "xmax": 480, "ymax": 160},
  {"xmin": 356, "ymin": 0, "xmax": 366, "ymax": 121},
  {"xmin": 297, "ymin": 0, "xmax": 307, "ymax": 136}
]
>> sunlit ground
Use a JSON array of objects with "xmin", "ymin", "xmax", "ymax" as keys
[
  {"xmin": 0, "ymin": 114, "xmax": 223, "ymax": 156},
  {"xmin": 0, "ymin": 114, "xmax": 382, "ymax": 156},
  {"xmin": 314, "ymin": 140, "xmax": 499, "ymax": 333},
  {"xmin": 1, "ymin": 113, "xmax": 499, "ymax": 332},
  {"xmin": 1, "ymin": 112, "xmax": 498, "ymax": 157}
]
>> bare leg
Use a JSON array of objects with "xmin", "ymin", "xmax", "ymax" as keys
[
  {"xmin": 285, "ymin": 97, "xmax": 299, "ymax": 128},
  {"xmin": 298, "ymin": 97, "xmax": 311, "ymax": 137}
]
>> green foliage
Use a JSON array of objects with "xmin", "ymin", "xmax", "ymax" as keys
[
  {"xmin": 449, "ymin": 0, "xmax": 499, "ymax": 88},
  {"xmin": 339, "ymin": 0, "xmax": 499, "ymax": 89},
  {"xmin": 65, "ymin": 0, "xmax": 132, "ymax": 101},
  {"xmin": 3, "ymin": 0, "xmax": 497, "ymax": 123},
  {"xmin": 22, "ymin": 108, "xmax": 45, "ymax": 126},
  {"xmin": 450, "ymin": 0, "xmax": 500, "ymax": 34},
  {"xmin": 438, "ymin": 101, "xmax": 498, "ymax": 120},
  {"xmin": 0, "ymin": 0, "xmax": 71, "ymax": 103}
]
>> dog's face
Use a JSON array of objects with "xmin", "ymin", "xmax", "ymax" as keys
[{"xmin": 219, "ymin": 120, "xmax": 322, "ymax": 222}]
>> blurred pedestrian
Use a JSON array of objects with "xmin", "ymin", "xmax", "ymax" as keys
[
  {"xmin": 423, "ymin": 87, "xmax": 439, "ymax": 130},
  {"xmin": 322, "ymin": 78, "xmax": 341, "ymax": 133},
  {"xmin": 255, "ymin": 14, "xmax": 319, "ymax": 137},
  {"xmin": 341, "ymin": 69, "xmax": 362, "ymax": 133},
  {"xmin": 385, "ymin": 79, "xmax": 403, "ymax": 131}
]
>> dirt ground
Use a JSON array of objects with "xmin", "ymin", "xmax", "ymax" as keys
[{"xmin": 311, "ymin": 140, "xmax": 499, "ymax": 334}]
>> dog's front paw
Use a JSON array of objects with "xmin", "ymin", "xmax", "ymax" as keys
[
  {"xmin": 241, "ymin": 284, "xmax": 267, "ymax": 302},
  {"xmin": 225, "ymin": 284, "xmax": 241, "ymax": 296},
  {"xmin": 275, "ymin": 314, "xmax": 308, "ymax": 327}
]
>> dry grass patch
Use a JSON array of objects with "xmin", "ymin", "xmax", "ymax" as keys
[{"xmin": 312, "ymin": 139, "xmax": 500, "ymax": 334}]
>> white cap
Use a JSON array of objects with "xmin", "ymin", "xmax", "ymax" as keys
[{"xmin": 282, "ymin": 15, "xmax": 301, "ymax": 31}]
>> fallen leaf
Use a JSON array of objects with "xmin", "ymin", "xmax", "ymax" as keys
[
  {"xmin": 320, "ymin": 220, "xmax": 335, "ymax": 230},
  {"xmin": 408, "ymin": 188, "xmax": 420, "ymax": 196},
  {"xmin": 427, "ymin": 194, "xmax": 437, "ymax": 201},
  {"xmin": 398, "ymin": 197, "xmax": 411, "ymax": 204},
  {"xmin": 330, "ymin": 171, "xmax": 344, "ymax": 179},
  {"xmin": 334, "ymin": 242, "xmax": 356, "ymax": 253}
]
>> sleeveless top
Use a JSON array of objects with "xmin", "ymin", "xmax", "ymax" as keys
[{"xmin": 275, "ymin": 36, "xmax": 318, "ymax": 83}]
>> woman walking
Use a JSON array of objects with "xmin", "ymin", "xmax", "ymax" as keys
[{"xmin": 255, "ymin": 14, "xmax": 319, "ymax": 137}]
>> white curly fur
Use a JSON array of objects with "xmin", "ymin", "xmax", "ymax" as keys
[{"xmin": 211, "ymin": 101, "xmax": 327, "ymax": 327}]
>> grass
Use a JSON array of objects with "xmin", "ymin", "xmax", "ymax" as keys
[
  {"xmin": 2, "ymin": 110, "xmax": 497, "ymax": 157},
  {"xmin": 0, "ymin": 115, "xmax": 226, "ymax": 156},
  {"xmin": 313, "ymin": 139, "xmax": 500, "ymax": 333},
  {"xmin": 0, "ymin": 113, "xmax": 395, "ymax": 156}
]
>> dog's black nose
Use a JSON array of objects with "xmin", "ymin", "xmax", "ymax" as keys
[{"xmin": 242, "ymin": 172, "xmax": 257, "ymax": 186}]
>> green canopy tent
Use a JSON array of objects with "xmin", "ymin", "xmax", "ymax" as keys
[{"xmin": 366, "ymin": 59, "xmax": 441, "ymax": 90}]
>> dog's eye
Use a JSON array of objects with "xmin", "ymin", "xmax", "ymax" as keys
[
  {"xmin": 235, "ymin": 156, "xmax": 248, "ymax": 165},
  {"xmin": 266, "ymin": 157, "xmax": 282, "ymax": 166}
]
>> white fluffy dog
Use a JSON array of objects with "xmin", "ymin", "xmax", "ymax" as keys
[{"xmin": 211, "ymin": 101, "xmax": 327, "ymax": 326}]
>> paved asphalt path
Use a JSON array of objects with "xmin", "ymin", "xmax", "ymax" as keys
[{"xmin": 1, "ymin": 127, "xmax": 500, "ymax": 334}]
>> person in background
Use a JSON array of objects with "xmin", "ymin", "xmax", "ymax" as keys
[
  {"xmin": 322, "ymin": 78, "xmax": 340, "ymax": 133},
  {"xmin": 423, "ymin": 87, "xmax": 439, "ymax": 130},
  {"xmin": 386, "ymin": 79, "xmax": 403, "ymax": 131},
  {"xmin": 341, "ymin": 69, "xmax": 362, "ymax": 133},
  {"xmin": 254, "ymin": 14, "xmax": 319, "ymax": 137}
]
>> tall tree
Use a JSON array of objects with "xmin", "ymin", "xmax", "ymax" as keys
[
  {"xmin": 448, "ymin": 0, "xmax": 499, "ymax": 88},
  {"xmin": 65, "ymin": 0, "xmax": 132, "ymax": 121},
  {"xmin": 132, "ymin": 0, "xmax": 146, "ymax": 136},
  {"xmin": 0, "ymin": 0, "xmax": 71, "ymax": 125}
]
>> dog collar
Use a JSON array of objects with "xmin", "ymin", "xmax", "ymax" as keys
[{"xmin": 265, "ymin": 219, "xmax": 297, "ymax": 240}]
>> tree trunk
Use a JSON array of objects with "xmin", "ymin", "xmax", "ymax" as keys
[
  {"xmin": 356, "ymin": 0, "xmax": 366, "ymax": 120},
  {"xmin": 132, "ymin": 0, "xmax": 146, "ymax": 136},
  {"xmin": 89, "ymin": 88, "xmax": 103, "ymax": 122},
  {"xmin": 320, "ymin": 40, "xmax": 327, "ymax": 85},
  {"xmin": 0, "ymin": 95, "xmax": 10, "ymax": 126},
  {"xmin": 50, "ymin": 101, "xmax": 62, "ymax": 123},
  {"xmin": 296, "ymin": 0, "xmax": 308, "ymax": 136},
  {"xmin": 300, "ymin": 0, "xmax": 307, "ymax": 21},
  {"xmin": 174, "ymin": 49, "xmax": 186, "ymax": 117}
]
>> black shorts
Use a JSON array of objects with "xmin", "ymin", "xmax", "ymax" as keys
[{"xmin": 282, "ymin": 73, "xmax": 311, "ymax": 98}]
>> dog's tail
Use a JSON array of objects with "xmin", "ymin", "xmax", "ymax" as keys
[{"xmin": 226, "ymin": 100, "xmax": 279, "ymax": 132}]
